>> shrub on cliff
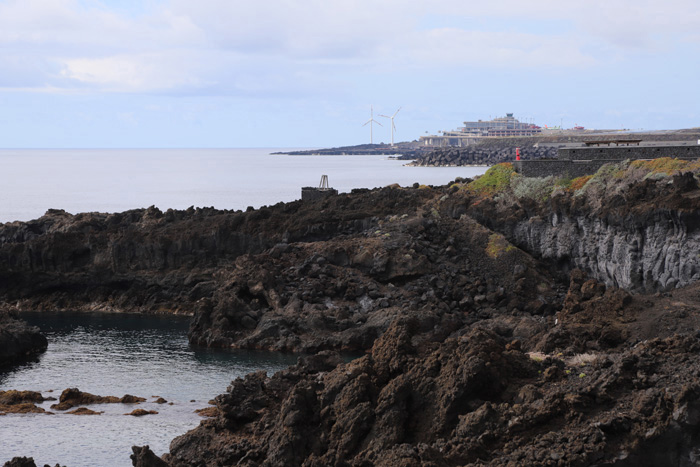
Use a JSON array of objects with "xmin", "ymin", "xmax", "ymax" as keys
[
  {"xmin": 629, "ymin": 157, "xmax": 700, "ymax": 179},
  {"xmin": 485, "ymin": 233, "xmax": 517, "ymax": 258},
  {"xmin": 511, "ymin": 175, "xmax": 555, "ymax": 201},
  {"xmin": 572, "ymin": 162, "xmax": 628, "ymax": 200},
  {"xmin": 568, "ymin": 175, "xmax": 592, "ymax": 192},
  {"xmin": 467, "ymin": 163, "xmax": 516, "ymax": 195}
]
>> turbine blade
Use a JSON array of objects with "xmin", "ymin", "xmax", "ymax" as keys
[{"xmin": 393, "ymin": 107, "xmax": 401, "ymax": 117}]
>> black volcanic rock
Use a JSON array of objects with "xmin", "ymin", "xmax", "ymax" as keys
[
  {"xmin": 159, "ymin": 300, "xmax": 700, "ymax": 466},
  {"xmin": 130, "ymin": 446, "xmax": 169, "ymax": 467},
  {"xmin": 6, "ymin": 158, "xmax": 700, "ymax": 466},
  {"xmin": 0, "ymin": 312, "xmax": 47, "ymax": 366},
  {"xmin": 3, "ymin": 459, "xmax": 37, "ymax": 467},
  {"xmin": 2, "ymin": 458, "xmax": 64, "ymax": 467},
  {"xmin": 406, "ymin": 145, "xmax": 558, "ymax": 166}
]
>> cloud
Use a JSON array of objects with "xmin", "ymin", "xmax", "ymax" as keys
[
  {"xmin": 0, "ymin": 0, "xmax": 696, "ymax": 96},
  {"xmin": 395, "ymin": 28, "xmax": 597, "ymax": 69},
  {"xmin": 59, "ymin": 50, "xmax": 219, "ymax": 92}
]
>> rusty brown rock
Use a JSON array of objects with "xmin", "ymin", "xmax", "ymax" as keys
[
  {"xmin": 66, "ymin": 407, "xmax": 102, "ymax": 415},
  {"xmin": 125, "ymin": 409, "xmax": 158, "ymax": 416}
]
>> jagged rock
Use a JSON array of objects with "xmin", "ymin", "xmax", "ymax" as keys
[
  {"xmin": 130, "ymin": 446, "xmax": 169, "ymax": 467},
  {"xmin": 0, "ymin": 390, "xmax": 44, "ymax": 405},
  {"xmin": 125, "ymin": 409, "xmax": 158, "ymax": 416},
  {"xmin": 66, "ymin": 407, "xmax": 102, "ymax": 415},
  {"xmin": 3, "ymin": 458, "xmax": 36, "ymax": 467},
  {"xmin": 0, "ymin": 390, "xmax": 50, "ymax": 415},
  {"xmin": 51, "ymin": 388, "xmax": 146, "ymax": 410},
  {"xmin": 0, "ymin": 312, "xmax": 47, "ymax": 367}
]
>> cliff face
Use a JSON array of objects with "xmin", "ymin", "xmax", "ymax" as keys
[
  {"xmin": 464, "ymin": 167, "xmax": 700, "ymax": 294},
  {"xmin": 0, "ymin": 189, "xmax": 432, "ymax": 317},
  {"xmin": 507, "ymin": 209, "xmax": 700, "ymax": 292}
]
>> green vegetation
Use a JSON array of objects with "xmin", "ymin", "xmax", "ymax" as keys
[
  {"xmin": 467, "ymin": 157, "xmax": 700, "ymax": 204},
  {"xmin": 486, "ymin": 233, "xmax": 516, "ymax": 259},
  {"xmin": 568, "ymin": 175, "xmax": 592, "ymax": 191},
  {"xmin": 512, "ymin": 175, "xmax": 555, "ymax": 201},
  {"xmin": 629, "ymin": 157, "xmax": 700, "ymax": 175},
  {"xmin": 554, "ymin": 176, "xmax": 573, "ymax": 189},
  {"xmin": 467, "ymin": 163, "xmax": 516, "ymax": 196}
]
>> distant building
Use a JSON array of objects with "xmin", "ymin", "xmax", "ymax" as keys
[{"xmin": 421, "ymin": 113, "xmax": 541, "ymax": 147}]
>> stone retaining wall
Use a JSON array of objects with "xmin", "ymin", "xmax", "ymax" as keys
[
  {"xmin": 514, "ymin": 145, "xmax": 700, "ymax": 178},
  {"xmin": 513, "ymin": 160, "xmax": 612, "ymax": 178},
  {"xmin": 562, "ymin": 145, "xmax": 700, "ymax": 161}
]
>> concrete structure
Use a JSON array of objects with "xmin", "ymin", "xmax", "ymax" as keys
[
  {"xmin": 420, "ymin": 113, "xmax": 541, "ymax": 147},
  {"xmin": 514, "ymin": 143, "xmax": 700, "ymax": 178},
  {"xmin": 301, "ymin": 175, "xmax": 338, "ymax": 201}
]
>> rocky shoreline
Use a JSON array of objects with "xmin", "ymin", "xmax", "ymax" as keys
[
  {"xmin": 2, "ymin": 158, "xmax": 700, "ymax": 465},
  {"xmin": 273, "ymin": 143, "xmax": 429, "ymax": 158}
]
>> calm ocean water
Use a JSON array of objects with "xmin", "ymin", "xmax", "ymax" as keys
[
  {"xmin": 0, "ymin": 148, "xmax": 487, "ymax": 223},
  {"xmin": 0, "ymin": 312, "xmax": 300, "ymax": 467}
]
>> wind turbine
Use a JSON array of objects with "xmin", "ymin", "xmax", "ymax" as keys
[
  {"xmin": 379, "ymin": 107, "xmax": 401, "ymax": 146},
  {"xmin": 362, "ymin": 105, "xmax": 382, "ymax": 144}
]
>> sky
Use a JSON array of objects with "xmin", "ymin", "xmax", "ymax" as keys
[{"xmin": 0, "ymin": 0, "xmax": 698, "ymax": 148}]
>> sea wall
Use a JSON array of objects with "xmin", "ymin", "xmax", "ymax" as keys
[
  {"xmin": 512, "ymin": 160, "xmax": 611, "ymax": 178},
  {"xmin": 562, "ymin": 145, "xmax": 700, "ymax": 161},
  {"xmin": 515, "ymin": 145, "xmax": 700, "ymax": 177}
]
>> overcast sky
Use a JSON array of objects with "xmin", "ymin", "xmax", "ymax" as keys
[{"xmin": 0, "ymin": 0, "xmax": 698, "ymax": 148}]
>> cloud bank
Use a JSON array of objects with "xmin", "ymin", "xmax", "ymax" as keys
[{"xmin": 1, "ymin": 0, "xmax": 696, "ymax": 96}]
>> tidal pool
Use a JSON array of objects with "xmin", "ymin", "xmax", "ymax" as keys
[{"xmin": 0, "ymin": 311, "xmax": 299, "ymax": 467}]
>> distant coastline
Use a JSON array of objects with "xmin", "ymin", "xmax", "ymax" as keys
[
  {"xmin": 272, "ymin": 142, "xmax": 429, "ymax": 158},
  {"xmin": 290, "ymin": 128, "xmax": 700, "ymax": 167}
]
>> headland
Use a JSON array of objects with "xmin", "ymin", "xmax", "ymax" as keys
[{"xmin": 3, "ymin": 155, "xmax": 700, "ymax": 465}]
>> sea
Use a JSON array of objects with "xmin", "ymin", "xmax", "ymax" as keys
[
  {"xmin": 0, "ymin": 148, "xmax": 487, "ymax": 224},
  {"xmin": 0, "ymin": 148, "xmax": 488, "ymax": 466}
]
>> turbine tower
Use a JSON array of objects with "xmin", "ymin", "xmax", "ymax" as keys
[
  {"xmin": 362, "ymin": 105, "xmax": 382, "ymax": 144},
  {"xmin": 379, "ymin": 107, "xmax": 401, "ymax": 146}
]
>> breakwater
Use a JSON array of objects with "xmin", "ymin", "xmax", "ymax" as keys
[{"xmin": 404, "ymin": 145, "xmax": 558, "ymax": 166}]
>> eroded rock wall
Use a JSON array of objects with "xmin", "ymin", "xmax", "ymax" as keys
[
  {"xmin": 464, "ymin": 171, "xmax": 700, "ymax": 293},
  {"xmin": 507, "ymin": 210, "xmax": 700, "ymax": 292}
]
